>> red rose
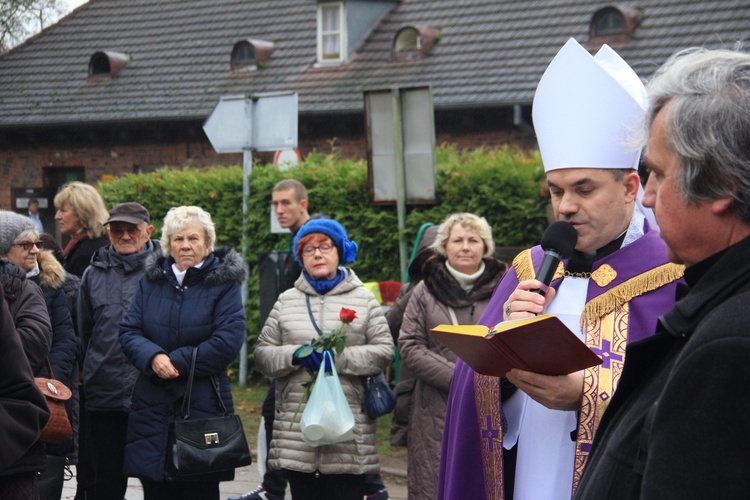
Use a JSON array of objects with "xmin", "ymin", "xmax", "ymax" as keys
[{"xmin": 339, "ymin": 307, "xmax": 357, "ymax": 324}]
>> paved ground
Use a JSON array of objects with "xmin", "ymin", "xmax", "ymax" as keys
[{"xmin": 61, "ymin": 455, "xmax": 408, "ymax": 499}]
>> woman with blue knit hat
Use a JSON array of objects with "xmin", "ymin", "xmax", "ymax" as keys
[{"xmin": 255, "ymin": 218, "xmax": 394, "ymax": 500}]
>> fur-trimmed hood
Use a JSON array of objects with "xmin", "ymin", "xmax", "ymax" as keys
[
  {"xmin": 421, "ymin": 255, "xmax": 506, "ymax": 308},
  {"xmin": 36, "ymin": 249, "xmax": 66, "ymax": 290},
  {"xmin": 144, "ymin": 246, "xmax": 245, "ymax": 286}
]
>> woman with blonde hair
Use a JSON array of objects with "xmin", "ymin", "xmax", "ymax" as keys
[
  {"xmin": 398, "ymin": 212, "xmax": 506, "ymax": 500},
  {"xmin": 119, "ymin": 206, "xmax": 246, "ymax": 500},
  {"xmin": 53, "ymin": 181, "xmax": 109, "ymax": 277}
]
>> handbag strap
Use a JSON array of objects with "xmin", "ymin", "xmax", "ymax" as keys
[
  {"xmin": 306, "ymin": 294, "xmax": 324, "ymax": 336},
  {"xmin": 45, "ymin": 358, "xmax": 56, "ymax": 380},
  {"xmin": 180, "ymin": 348, "xmax": 229, "ymax": 420}
]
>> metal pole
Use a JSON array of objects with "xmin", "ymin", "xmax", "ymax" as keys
[
  {"xmin": 392, "ymin": 89, "xmax": 408, "ymax": 281},
  {"xmin": 238, "ymin": 148, "xmax": 252, "ymax": 387}
]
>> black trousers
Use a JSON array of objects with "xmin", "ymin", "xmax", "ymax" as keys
[
  {"xmin": 285, "ymin": 470, "xmax": 365, "ymax": 500},
  {"xmin": 261, "ymin": 380, "xmax": 288, "ymax": 496},
  {"xmin": 88, "ymin": 410, "xmax": 129, "ymax": 500},
  {"xmin": 142, "ymin": 479, "xmax": 219, "ymax": 500}
]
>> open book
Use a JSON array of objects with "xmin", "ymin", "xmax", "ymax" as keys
[{"xmin": 430, "ymin": 314, "xmax": 602, "ymax": 377}]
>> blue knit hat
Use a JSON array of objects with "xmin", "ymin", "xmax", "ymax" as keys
[{"xmin": 293, "ymin": 219, "xmax": 358, "ymax": 265}]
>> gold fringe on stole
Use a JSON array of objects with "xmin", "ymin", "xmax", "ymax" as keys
[
  {"xmin": 512, "ymin": 249, "xmax": 564, "ymax": 282},
  {"xmin": 474, "ymin": 373, "xmax": 505, "ymax": 500},
  {"xmin": 580, "ymin": 263, "xmax": 684, "ymax": 331},
  {"xmin": 571, "ymin": 305, "xmax": 629, "ymax": 493}
]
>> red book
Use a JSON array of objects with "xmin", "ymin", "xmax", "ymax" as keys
[{"xmin": 430, "ymin": 314, "xmax": 602, "ymax": 377}]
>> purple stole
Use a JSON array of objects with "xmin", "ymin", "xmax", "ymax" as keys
[{"xmin": 437, "ymin": 229, "xmax": 683, "ymax": 500}]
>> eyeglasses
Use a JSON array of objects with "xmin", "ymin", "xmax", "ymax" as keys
[
  {"xmin": 109, "ymin": 227, "xmax": 142, "ymax": 237},
  {"xmin": 13, "ymin": 241, "xmax": 42, "ymax": 251},
  {"xmin": 301, "ymin": 244, "xmax": 335, "ymax": 256}
]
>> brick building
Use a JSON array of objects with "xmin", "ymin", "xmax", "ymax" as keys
[{"xmin": 0, "ymin": 0, "xmax": 748, "ymax": 230}]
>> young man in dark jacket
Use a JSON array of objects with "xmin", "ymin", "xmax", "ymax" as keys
[{"xmin": 78, "ymin": 202, "xmax": 157, "ymax": 500}]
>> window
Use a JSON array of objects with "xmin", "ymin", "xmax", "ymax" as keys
[
  {"xmin": 230, "ymin": 39, "xmax": 275, "ymax": 73},
  {"xmin": 394, "ymin": 27, "xmax": 421, "ymax": 53},
  {"xmin": 587, "ymin": 6, "xmax": 642, "ymax": 49},
  {"xmin": 88, "ymin": 51, "xmax": 130, "ymax": 81},
  {"xmin": 592, "ymin": 7, "xmax": 626, "ymax": 36},
  {"xmin": 391, "ymin": 26, "xmax": 441, "ymax": 62},
  {"xmin": 317, "ymin": 2, "xmax": 346, "ymax": 63},
  {"xmin": 232, "ymin": 42, "xmax": 256, "ymax": 69}
]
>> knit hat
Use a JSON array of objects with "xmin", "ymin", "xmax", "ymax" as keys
[
  {"xmin": 292, "ymin": 219, "xmax": 358, "ymax": 265},
  {"xmin": 0, "ymin": 211, "xmax": 36, "ymax": 255}
]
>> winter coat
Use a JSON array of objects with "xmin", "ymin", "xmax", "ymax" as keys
[
  {"xmin": 399, "ymin": 255, "xmax": 505, "ymax": 500},
  {"xmin": 255, "ymin": 269, "xmax": 394, "ymax": 476},
  {"xmin": 79, "ymin": 241, "xmax": 158, "ymax": 411},
  {"xmin": 575, "ymin": 235, "xmax": 750, "ymax": 499},
  {"xmin": 0, "ymin": 259, "xmax": 52, "ymax": 372},
  {"xmin": 30, "ymin": 250, "xmax": 78, "ymax": 456},
  {"xmin": 0, "ymin": 289, "xmax": 49, "ymax": 476},
  {"xmin": 119, "ymin": 247, "xmax": 246, "ymax": 482},
  {"xmin": 63, "ymin": 234, "xmax": 109, "ymax": 278}
]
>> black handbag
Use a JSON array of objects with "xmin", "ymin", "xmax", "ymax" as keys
[
  {"xmin": 166, "ymin": 349, "xmax": 251, "ymax": 480},
  {"xmin": 363, "ymin": 372, "xmax": 397, "ymax": 418}
]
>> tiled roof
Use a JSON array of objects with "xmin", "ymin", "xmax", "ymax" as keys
[{"xmin": 0, "ymin": 0, "xmax": 748, "ymax": 127}]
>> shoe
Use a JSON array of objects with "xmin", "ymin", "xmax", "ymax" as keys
[
  {"xmin": 228, "ymin": 485, "xmax": 285, "ymax": 500},
  {"xmin": 365, "ymin": 488, "xmax": 389, "ymax": 500}
]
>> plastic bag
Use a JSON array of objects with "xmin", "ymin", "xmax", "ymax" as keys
[{"xmin": 300, "ymin": 351, "xmax": 355, "ymax": 446}]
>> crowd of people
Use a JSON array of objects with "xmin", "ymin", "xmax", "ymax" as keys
[{"xmin": 4, "ymin": 40, "xmax": 750, "ymax": 500}]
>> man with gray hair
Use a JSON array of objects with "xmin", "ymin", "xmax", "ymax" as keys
[
  {"xmin": 78, "ymin": 202, "xmax": 157, "ymax": 500},
  {"xmin": 575, "ymin": 47, "xmax": 750, "ymax": 498}
]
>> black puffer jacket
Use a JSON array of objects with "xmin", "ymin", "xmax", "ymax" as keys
[{"xmin": 0, "ymin": 259, "xmax": 52, "ymax": 372}]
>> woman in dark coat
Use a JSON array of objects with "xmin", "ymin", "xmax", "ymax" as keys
[
  {"xmin": 53, "ymin": 181, "xmax": 109, "ymax": 278},
  {"xmin": 119, "ymin": 205, "xmax": 246, "ymax": 500},
  {"xmin": 398, "ymin": 213, "xmax": 506, "ymax": 500},
  {"xmin": 0, "ymin": 287, "xmax": 51, "ymax": 500},
  {"xmin": 1, "ymin": 214, "xmax": 78, "ymax": 500}
]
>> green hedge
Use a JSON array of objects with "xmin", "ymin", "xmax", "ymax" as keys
[{"xmin": 97, "ymin": 144, "xmax": 548, "ymax": 377}]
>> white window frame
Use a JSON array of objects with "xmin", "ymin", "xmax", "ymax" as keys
[{"xmin": 317, "ymin": 1, "xmax": 347, "ymax": 64}]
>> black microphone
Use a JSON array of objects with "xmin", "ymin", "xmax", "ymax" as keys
[{"xmin": 534, "ymin": 221, "xmax": 578, "ymax": 296}]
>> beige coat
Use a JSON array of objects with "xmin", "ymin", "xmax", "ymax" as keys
[{"xmin": 255, "ymin": 269, "xmax": 394, "ymax": 475}]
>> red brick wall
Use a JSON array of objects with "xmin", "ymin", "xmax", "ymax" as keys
[{"xmin": 0, "ymin": 127, "xmax": 534, "ymax": 211}]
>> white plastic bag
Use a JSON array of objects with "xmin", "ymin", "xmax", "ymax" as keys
[{"xmin": 300, "ymin": 352, "xmax": 355, "ymax": 446}]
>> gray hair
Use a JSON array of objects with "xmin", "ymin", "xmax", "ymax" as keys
[
  {"xmin": 640, "ymin": 47, "xmax": 750, "ymax": 222},
  {"xmin": 432, "ymin": 212, "xmax": 495, "ymax": 258},
  {"xmin": 160, "ymin": 206, "xmax": 216, "ymax": 257}
]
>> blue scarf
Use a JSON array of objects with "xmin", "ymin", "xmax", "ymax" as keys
[{"xmin": 305, "ymin": 267, "xmax": 347, "ymax": 295}]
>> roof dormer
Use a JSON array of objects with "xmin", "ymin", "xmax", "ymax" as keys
[
  {"xmin": 392, "ymin": 25, "xmax": 441, "ymax": 61},
  {"xmin": 231, "ymin": 39, "xmax": 276, "ymax": 73},
  {"xmin": 315, "ymin": 0, "xmax": 397, "ymax": 66},
  {"xmin": 587, "ymin": 5, "xmax": 642, "ymax": 50},
  {"xmin": 88, "ymin": 51, "xmax": 130, "ymax": 82}
]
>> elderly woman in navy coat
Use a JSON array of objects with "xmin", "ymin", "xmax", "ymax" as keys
[{"xmin": 119, "ymin": 206, "xmax": 246, "ymax": 500}]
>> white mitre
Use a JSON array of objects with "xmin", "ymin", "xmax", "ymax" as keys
[
  {"xmin": 533, "ymin": 38, "xmax": 657, "ymax": 228},
  {"xmin": 533, "ymin": 38, "xmax": 647, "ymax": 172}
]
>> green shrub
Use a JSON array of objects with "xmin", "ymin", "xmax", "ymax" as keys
[{"xmin": 97, "ymin": 144, "xmax": 548, "ymax": 378}]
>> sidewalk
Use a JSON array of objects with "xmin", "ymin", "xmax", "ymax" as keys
[{"xmin": 61, "ymin": 454, "xmax": 408, "ymax": 499}]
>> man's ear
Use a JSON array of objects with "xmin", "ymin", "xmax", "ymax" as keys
[
  {"xmin": 300, "ymin": 199, "xmax": 309, "ymax": 212},
  {"xmin": 145, "ymin": 225, "xmax": 155, "ymax": 237},
  {"xmin": 711, "ymin": 196, "xmax": 734, "ymax": 215},
  {"xmin": 623, "ymin": 171, "xmax": 641, "ymax": 203}
]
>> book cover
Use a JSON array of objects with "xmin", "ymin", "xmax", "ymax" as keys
[{"xmin": 430, "ymin": 314, "xmax": 602, "ymax": 377}]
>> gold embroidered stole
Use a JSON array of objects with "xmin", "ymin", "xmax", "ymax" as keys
[{"xmin": 474, "ymin": 249, "xmax": 683, "ymax": 499}]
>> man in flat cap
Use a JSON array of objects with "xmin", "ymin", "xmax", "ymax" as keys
[
  {"xmin": 438, "ymin": 39, "xmax": 683, "ymax": 500},
  {"xmin": 78, "ymin": 202, "xmax": 158, "ymax": 499}
]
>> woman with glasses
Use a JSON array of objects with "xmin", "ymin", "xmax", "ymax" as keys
[
  {"xmin": 0, "ymin": 210, "xmax": 74, "ymax": 498},
  {"xmin": 255, "ymin": 218, "xmax": 394, "ymax": 500}
]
